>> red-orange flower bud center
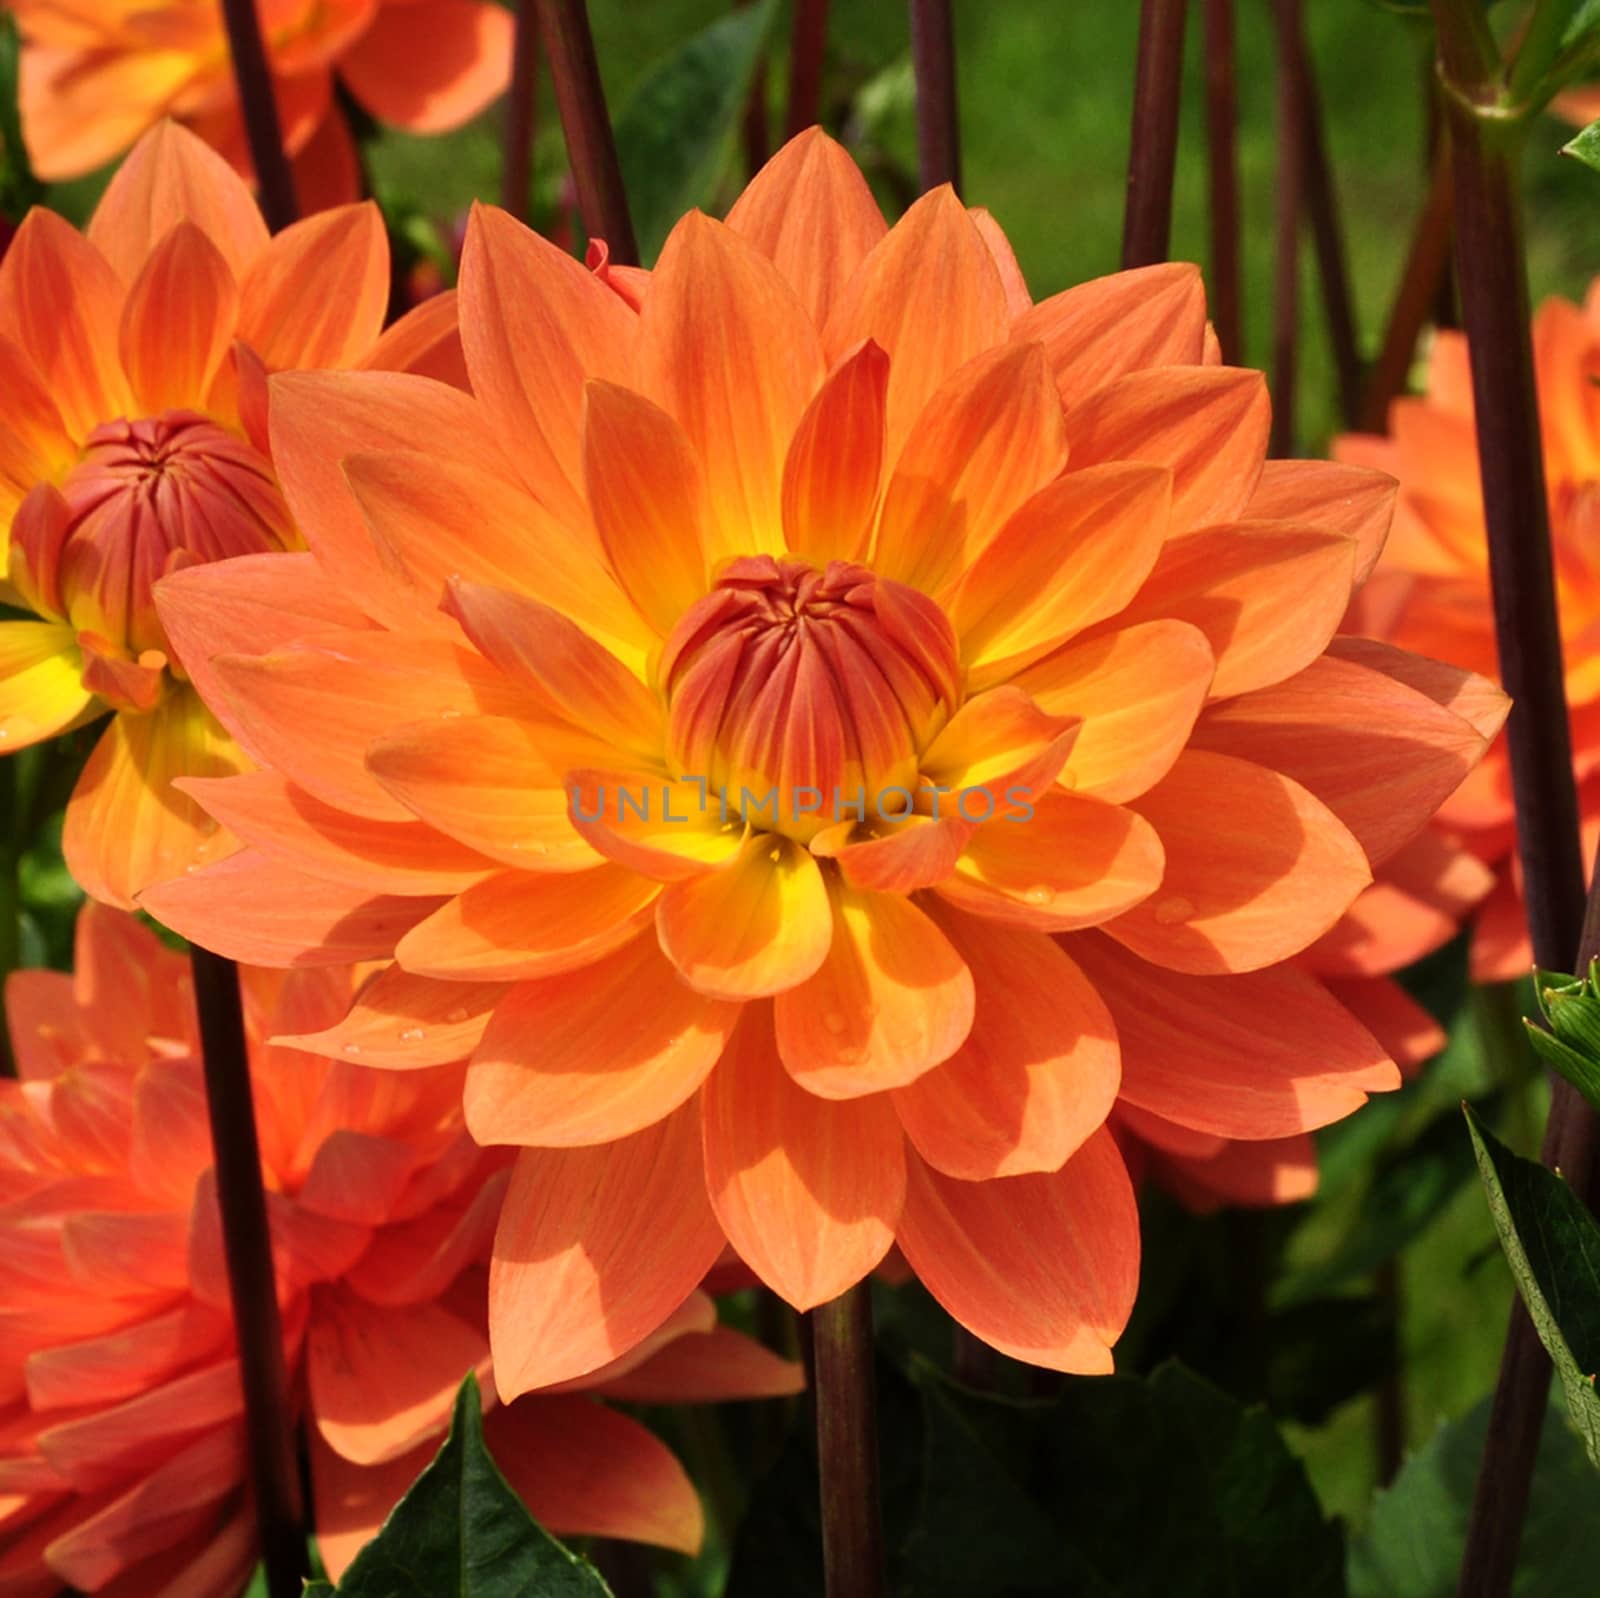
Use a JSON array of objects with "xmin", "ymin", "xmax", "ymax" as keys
[
  {"xmin": 659, "ymin": 555, "xmax": 961, "ymax": 840},
  {"xmin": 11, "ymin": 411, "xmax": 294, "ymax": 678}
]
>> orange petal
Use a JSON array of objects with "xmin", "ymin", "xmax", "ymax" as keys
[
  {"xmin": 637, "ymin": 211, "xmax": 823, "ymax": 556},
  {"xmin": 936, "ymin": 790, "xmax": 1163, "ymax": 932},
  {"xmin": 465, "ymin": 932, "xmax": 737, "ymax": 1147},
  {"xmin": 823, "ymin": 811, "xmax": 975, "ymax": 895},
  {"xmin": 1015, "ymin": 619, "xmax": 1213, "ymax": 802},
  {"xmin": 212, "ymin": 631, "xmax": 521, "ymax": 822},
  {"xmin": 567, "ymin": 768, "xmax": 744, "ymax": 881},
  {"xmin": 0, "ymin": 333, "xmax": 73, "ymax": 525},
  {"xmin": 587, "ymin": 1324, "xmax": 804, "ymax": 1402},
  {"xmin": 87, "ymin": 121, "xmax": 269, "ymax": 282},
  {"xmin": 873, "ymin": 341, "xmax": 1067, "ymax": 596},
  {"xmin": 339, "ymin": 0, "xmax": 513, "ymax": 132},
  {"xmin": 582, "ymin": 380, "xmax": 711, "ymax": 635},
  {"xmin": 1113, "ymin": 521, "xmax": 1357, "ymax": 700},
  {"xmin": 1244, "ymin": 458, "xmax": 1396, "ymax": 586},
  {"xmin": 487, "ymin": 1396, "xmax": 703, "ymax": 1555},
  {"xmin": 775, "ymin": 880, "xmax": 973, "ymax": 1097},
  {"xmin": 1322, "ymin": 973, "xmax": 1446, "ymax": 1076},
  {"xmin": 25, "ymin": 1302, "xmax": 230, "ymax": 1413},
  {"xmin": 1150, "ymin": 1130, "xmax": 1318, "ymax": 1212},
  {"xmin": 237, "ymin": 202, "xmax": 388, "ymax": 370},
  {"xmin": 458, "ymin": 201, "xmax": 635, "ymax": 527},
  {"xmin": 1191, "ymin": 645, "xmax": 1494, "ymax": 866},
  {"xmin": 892, "ymin": 911, "xmax": 1118, "ymax": 1178},
  {"xmin": 1013, "ymin": 262, "xmax": 1208, "ymax": 401},
  {"xmin": 970, "ymin": 206, "xmax": 1031, "ymax": 318},
  {"xmin": 397, "ymin": 864, "xmax": 657, "ymax": 981},
  {"xmin": 725, "ymin": 127, "xmax": 887, "ymax": 326},
  {"xmin": 1071, "ymin": 930, "xmax": 1399, "ymax": 1136},
  {"xmin": 781, "ymin": 339, "xmax": 889, "ymax": 564},
  {"xmin": 896, "ymin": 1128, "xmax": 1139, "ymax": 1373},
  {"xmin": 0, "ymin": 209, "xmax": 133, "ymax": 439},
  {"xmin": 488, "ymin": 1104, "xmax": 725, "ymax": 1395},
  {"xmin": 366, "ymin": 714, "xmax": 601, "ymax": 872},
  {"xmin": 63, "ymin": 690, "xmax": 245, "ymax": 910},
  {"xmin": 952, "ymin": 462, "xmax": 1173, "ymax": 679},
  {"xmin": 179, "ymin": 769, "xmax": 492, "ymax": 893},
  {"xmin": 919, "ymin": 684, "xmax": 1077, "ymax": 797},
  {"xmin": 277, "ymin": 964, "xmax": 504, "ymax": 1067},
  {"xmin": 702, "ymin": 1005, "xmax": 903, "ymax": 1308},
  {"xmin": 443, "ymin": 578, "xmax": 662, "ymax": 762},
  {"xmin": 0, "ymin": 620, "xmax": 95, "ymax": 750},
  {"xmin": 311, "ymin": 1428, "xmax": 432, "ymax": 1582},
  {"xmin": 657, "ymin": 832, "xmax": 832, "ymax": 999},
  {"xmin": 1328, "ymin": 635, "xmax": 1510, "ymax": 742},
  {"xmin": 822, "ymin": 185, "xmax": 1009, "ymax": 456},
  {"xmin": 141, "ymin": 849, "xmax": 439, "ymax": 966},
  {"xmin": 308, "ymin": 1287, "xmax": 490, "ymax": 1467},
  {"xmin": 343, "ymin": 447, "xmax": 651, "ymax": 672},
  {"xmin": 359, "ymin": 288, "xmax": 468, "ymax": 387},
  {"xmin": 1106, "ymin": 749, "xmax": 1371, "ymax": 975},
  {"xmin": 267, "ymin": 368, "xmax": 518, "ymax": 623},
  {"xmin": 116, "ymin": 220, "xmax": 237, "ymax": 415},
  {"xmin": 1064, "ymin": 366, "xmax": 1269, "ymax": 533}
]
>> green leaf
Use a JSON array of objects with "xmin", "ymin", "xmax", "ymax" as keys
[
  {"xmin": 327, "ymin": 1375, "xmax": 614, "ymax": 1596},
  {"xmin": 1349, "ymin": 1393, "xmax": 1600, "ymax": 1596},
  {"xmin": 1465, "ymin": 1105, "xmax": 1600, "ymax": 1468},
  {"xmin": 729, "ymin": 1358, "xmax": 1341, "ymax": 1596},
  {"xmin": 1562, "ymin": 0, "xmax": 1600, "ymax": 50},
  {"xmin": 613, "ymin": 0, "xmax": 777, "ymax": 262},
  {"xmin": 1523, "ymin": 1017, "xmax": 1600, "ymax": 1112}
]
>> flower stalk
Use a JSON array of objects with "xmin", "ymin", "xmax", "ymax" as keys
[
  {"xmin": 785, "ymin": 0, "xmax": 830, "ymax": 140},
  {"xmin": 1269, "ymin": 0, "xmax": 1306, "ymax": 456},
  {"xmin": 813, "ymin": 1285, "xmax": 887, "ymax": 1598},
  {"xmin": 217, "ymin": 0, "xmax": 298, "ymax": 231},
  {"xmin": 1122, "ymin": 0, "xmax": 1187, "ymax": 269},
  {"xmin": 909, "ymin": 0, "xmax": 961, "ymax": 195},
  {"xmin": 1200, "ymin": 0, "xmax": 1241, "ymax": 362},
  {"xmin": 190, "ymin": 946, "xmax": 306, "ymax": 1598},
  {"xmin": 502, "ymin": 0, "xmax": 539, "ymax": 220},
  {"xmin": 1430, "ymin": 6, "xmax": 1596, "ymax": 1593},
  {"xmin": 535, "ymin": 0, "xmax": 638, "ymax": 264}
]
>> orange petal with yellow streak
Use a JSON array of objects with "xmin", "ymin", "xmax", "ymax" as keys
[
  {"xmin": 567, "ymin": 768, "xmax": 743, "ymax": 882},
  {"xmin": 657, "ymin": 832, "xmax": 832, "ymax": 999},
  {"xmin": 488, "ymin": 1103, "xmax": 725, "ymax": 1396},
  {"xmin": 117, "ymin": 221, "xmax": 238, "ymax": 415},
  {"xmin": 1107, "ymin": 749, "xmax": 1371, "ymax": 976},
  {"xmin": 636, "ymin": 211, "xmax": 823, "ymax": 557},
  {"xmin": 725, "ymin": 127, "xmax": 887, "ymax": 326},
  {"xmin": 0, "ymin": 621, "xmax": 94, "ymax": 751},
  {"xmin": 397, "ymin": 864, "xmax": 658, "ymax": 981},
  {"xmin": 702, "ymin": 1004, "xmax": 903, "ymax": 1308},
  {"xmin": 775, "ymin": 880, "xmax": 973, "ymax": 1098},
  {"xmin": 822, "ymin": 185, "xmax": 1010, "ymax": 456},
  {"xmin": 458, "ymin": 201, "xmax": 636, "ymax": 528},
  {"xmin": 465, "ymin": 932, "xmax": 736, "ymax": 1147},
  {"xmin": 896, "ymin": 1127, "xmax": 1138, "ymax": 1373},
  {"xmin": 892, "ymin": 911, "xmax": 1118, "ymax": 1180}
]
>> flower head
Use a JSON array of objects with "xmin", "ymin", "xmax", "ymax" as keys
[
  {"xmin": 150, "ymin": 129, "xmax": 1505, "ymax": 1391},
  {"xmin": 0, "ymin": 905, "xmax": 799, "ymax": 1593},
  {"xmin": 13, "ymin": 0, "xmax": 512, "ymax": 210},
  {"xmin": 1336, "ymin": 300, "xmax": 1600, "ymax": 981},
  {"xmin": 0, "ymin": 120, "xmax": 461, "ymax": 909}
]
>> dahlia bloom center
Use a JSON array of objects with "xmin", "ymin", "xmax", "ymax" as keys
[
  {"xmin": 658, "ymin": 555, "xmax": 960, "ymax": 840},
  {"xmin": 10, "ymin": 410, "xmax": 294, "ymax": 707}
]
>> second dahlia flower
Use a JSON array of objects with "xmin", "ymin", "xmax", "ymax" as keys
[
  {"xmin": 149, "ymin": 129, "xmax": 1505, "ymax": 1391},
  {"xmin": 0, "ymin": 905, "xmax": 800, "ymax": 1594}
]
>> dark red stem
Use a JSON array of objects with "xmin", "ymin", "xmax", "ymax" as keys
[
  {"xmin": 502, "ymin": 0, "xmax": 539, "ymax": 221},
  {"xmin": 190, "ymin": 948, "xmax": 304, "ymax": 1598},
  {"xmin": 813, "ymin": 1286, "xmax": 886, "ymax": 1598},
  {"xmin": 217, "ymin": 0, "xmax": 298, "ymax": 231},
  {"xmin": 1358, "ymin": 145, "xmax": 1454, "ymax": 432},
  {"xmin": 535, "ymin": 0, "xmax": 638, "ymax": 265},
  {"xmin": 908, "ymin": 0, "xmax": 960, "ymax": 195},
  {"xmin": 1200, "ymin": 0, "xmax": 1242, "ymax": 362},
  {"xmin": 785, "ymin": 0, "xmax": 830, "ymax": 140},
  {"xmin": 737, "ymin": 0, "xmax": 769, "ymax": 176},
  {"xmin": 1122, "ymin": 0, "xmax": 1187, "ymax": 269},
  {"xmin": 1269, "ymin": 0, "xmax": 1306, "ymax": 455},
  {"xmin": 1297, "ymin": 28, "xmax": 1362, "ymax": 426}
]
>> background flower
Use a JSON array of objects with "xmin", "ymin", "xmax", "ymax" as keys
[
  {"xmin": 0, "ymin": 903, "xmax": 800, "ymax": 1593},
  {"xmin": 146, "ymin": 129, "xmax": 1506, "ymax": 1398}
]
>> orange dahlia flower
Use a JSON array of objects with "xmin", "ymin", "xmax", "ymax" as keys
[
  {"xmin": 13, "ymin": 0, "xmax": 511, "ymax": 212},
  {"xmin": 147, "ymin": 128, "xmax": 1505, "ymax": 1390},
  {"xmin": 1337, "ymin": 303, "xmax": 1600, "ymax": 982},
  {"xmin": 0, "ymin": 904, "xmax": 800, "ymax": 1593},
  {"xmin": 0, "ymin": 120, "xmax": 463, "ymax": 910}
]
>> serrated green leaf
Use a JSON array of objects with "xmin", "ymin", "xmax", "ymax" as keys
[
  {"xmin": 1465, "ymin": 1105, "xmax": 1600, "ymax": 1469},
  {"xmin": 328, "ymin": 1375, "xmax": 614, "ymax": 1596},
  {"xmin": 613, "ymin": 0, "xmax": 776, "ymax": 262}
]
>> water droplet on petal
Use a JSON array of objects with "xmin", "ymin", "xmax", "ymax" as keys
[
  {"xmin": 822, "ymin": 1011, "xmax": 847, "ymax": 1036},
  {"xmin": 342, "ymin": 1042, "xmax": 363, "ymax": 1056},
  {"xmin": 1023, "ymin": 884, "xmax": 1053, "ymax": 905},
  {"xmin": 1154, "ymin": 896, "xmax": 1195, "ymax": 925},
  {"xmin": 398, "ymin": 1026, "xmax": 425, "ymax": 1043},
  {"xmin": 444, "ymin": 1007, "xmax": 470, "ymax": 1024}
]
